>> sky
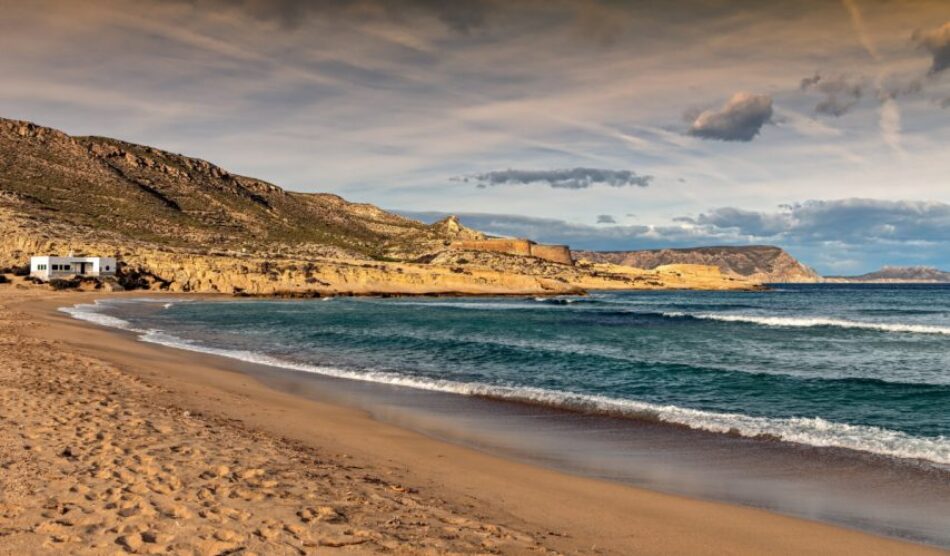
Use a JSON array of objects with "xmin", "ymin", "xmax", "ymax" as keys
[{"xmin": 1, "ymin": 0, "xmax": 948, "ymax": 274}]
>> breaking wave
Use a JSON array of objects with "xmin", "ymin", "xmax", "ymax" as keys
[
  {"xmin": 665, "ymin": 312, "xmax": 950, "ymax": 335},
  {"xmin": 59, "ymin": 302, "xmax": 138, "ymax": 331}
]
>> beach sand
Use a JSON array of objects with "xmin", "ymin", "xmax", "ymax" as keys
[{"xmin": 0, "ymin": 286, "xmax": 944, "ymax": 555}]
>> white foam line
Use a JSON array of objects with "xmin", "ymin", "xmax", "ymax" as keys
[
  {"xmin": 59, "ymin": 302, "xmax": 138, "ymax": 331},
  {"xmin": 380, "ymin": 300, "xmax": 554, "ymax": 310},
  {"xmin": 59, "ymin": 301, "xmax": 950, "ymax": 466},
  {"xmin": 667, "ymin": 312, "xmax": 950, "ymax": 336}
]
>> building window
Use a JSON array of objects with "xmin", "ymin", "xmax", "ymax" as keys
[
  {"xmin": 51, "ymin": 264, "xmax": 59, "ymax": 271},
  {"xmin": 63, "ymin": 265, "xmax": 71, "ymax": 271},
  {"xmin": 37, "ymin": 264, "xmax": 47, "ymax": 270},
  {"xmin": 105, "ymin": 266, "xmax": 110, "ymax": 271}
]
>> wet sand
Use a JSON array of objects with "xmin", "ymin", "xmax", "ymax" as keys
[
  {"xmin": 1, "ymin": 287, "xmax": 946, "ymax": 555},
  {"xmin": 245, "ymin": 363, "xmax": 950, "ymax": 546}
]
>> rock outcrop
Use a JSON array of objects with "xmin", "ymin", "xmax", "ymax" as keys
[{"xmin": 575, "ymin": 245, "xmax": 820, "ymax": 283}]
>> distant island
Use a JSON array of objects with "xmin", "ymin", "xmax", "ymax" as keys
[{"xmin": 824, "ymin": 266, "xmax": 950, "ymax": 283}]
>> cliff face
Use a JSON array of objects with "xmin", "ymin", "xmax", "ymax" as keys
[
  {"xmin": 575, "ymin": 246, "xmax": 820, "ymax": 283},
  {"xmin": 824, "ymin": 266, "xmax": 950, "ymax": 283},
  {"xmin": 0, "ymin": 117, "xmax": 759, "ymax": 294}
]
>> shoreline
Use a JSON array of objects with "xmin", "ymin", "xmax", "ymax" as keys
[
  {"xmin": 61, "ymin": 292, "xmax": 950, "ymax": 467},
  {"xmin": 4, "ymin": 289, "xmax": 946, "ymax": 554}
]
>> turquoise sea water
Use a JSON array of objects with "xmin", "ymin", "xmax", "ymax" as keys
[{"xmin": 64, "ymin": 284, "xmax": 950, "ymax": 466}]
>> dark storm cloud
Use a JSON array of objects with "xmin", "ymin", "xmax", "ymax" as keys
[
  {"xmin": 459, "ymin": 168, "xmax": 653, "ymax": 189},
  {"xmin": 687, "ymin": 93, "xmax": 773, "ymax": 141},
  {"xmin": 800, "ymin": 73, "xmax": 864, "ymax": 117},
  {"xmin": 913, "ymin": 22, "xmax": 950, "ymax": 75},
  {"xmin": 197, "ymin": 0, "xmax": 493, "ymax": 32},
  {"xmin": 596, "ymin": 214, "xmax": 616, "ymax": 224}
]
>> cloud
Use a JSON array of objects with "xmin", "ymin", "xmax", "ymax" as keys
[
  {"xmin": 877, "ymin": 95, "xmax": 904, "ymax": 157},
  {"xmin": 200, "ymin": 0, "xmax": 493, "ymax": 33},
  {"xmin": 800, "ymin": 73, "xmax": 864, "ymax": 117},
  {"xmin": 881, "ymin": 78, "xmax": 923, "ymax": 99},
  {"xmin": 687, "ymin": 93, "xmax": 773, "ymax": 141},
  {"xmin": 676, "ymin": 207, "xmax": 790, "ymax": 237},
  {"xmin": 799, "ymin": 74, "xmax": 821, "ymax": 89},
  {"xmin": 684, "ymin": 199, "xmax": 950, "ymax": 244},
  {"xmin": 913, "ymin": 22, "xmax": 950, "ymax": 75},
  {"xmin": 941, "ymin": 96, "xmax": 950, "ymax": 109},
  {"xmin": 459, "ymin": 168, "xmax": 653, "ymax": 189},
  {"xmin": 841, "ymin": 0, "xmax": 881, "ymax": 62},
  {"xmin": 596, "ymin": 214, "xmax": 616, "ymax": 224}
]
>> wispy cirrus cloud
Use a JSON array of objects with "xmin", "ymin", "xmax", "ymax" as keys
[
  {"xmin": 185, "ymin": 0, "xmax": 495, "ymax": 33},
  {"xmin": 457, "ymin": 168, "xmax": 653, "ymax": 189},
  {"xmin": 841, "ymin": 0, "xmax": 881, "ymax": 62}
]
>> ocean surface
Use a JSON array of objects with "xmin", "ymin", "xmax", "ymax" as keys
[{"xmin": 64, "ymin": 284, "xmax": 950, "ymax": 467}]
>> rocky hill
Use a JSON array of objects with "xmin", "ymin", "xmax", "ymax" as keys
[
  {"xmin": 0, "ymin": 118, "xmax": 477, "ymax": 260},
  {"xmin": 575, "ymin": 245, "xmax": 820, "ymax": 283},
  {"xmin": 0, "ymin": 117, "xmax": 758, "ymax": 294},
  {"xmin": 824, "ymin": 266, "xmax": 950, "ymax": 283}
]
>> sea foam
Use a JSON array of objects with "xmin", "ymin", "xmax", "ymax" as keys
[
  {"xmin": 59, "ymin": 302, "xmax": 138, "ymax": 331},
  {"xmin": 665, "ymin": 312, "xmax": 950, "ymax": 335}
]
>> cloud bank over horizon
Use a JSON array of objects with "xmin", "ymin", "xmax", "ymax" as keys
[{"xmin": 399, "ymin": 198, "xmax": 950, "ymax": 274}]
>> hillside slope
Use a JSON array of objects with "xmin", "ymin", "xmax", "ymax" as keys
[
  {"xmin": 575, "ymin": 246, "xmax": 819, "ymax": 283},
  {"xmin": 0, "ymin": 117, "xmax": 758, "ymax": 294},
  {"xmin": 0, "ymin": 118, "xmax": 473, "ymax": 259}
]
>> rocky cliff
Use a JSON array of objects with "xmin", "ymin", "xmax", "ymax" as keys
[
  {"xmin": 0, "ymin": 117, "xmax": 759, "ymax": 294},
  {"xmin": 575, "ymin": 246, "xmax": 820, "ymax": 283}
]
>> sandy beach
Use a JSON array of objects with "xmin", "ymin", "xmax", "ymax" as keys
[{"xmin": 0, "ymin": 287, "xmax": 945, "ymax": 555}]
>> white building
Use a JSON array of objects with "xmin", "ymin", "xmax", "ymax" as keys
[{"xmin": 30, "ymin": 255, "xmax": 117, "ymax": 282}]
